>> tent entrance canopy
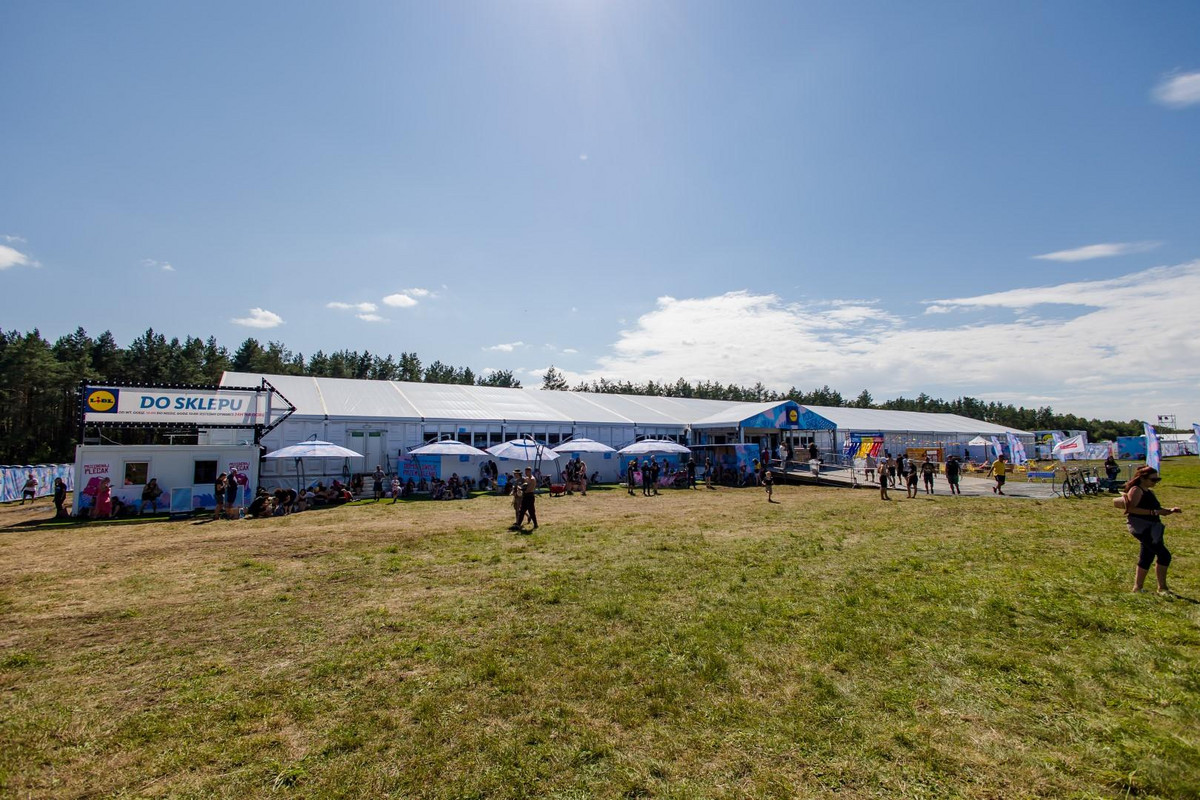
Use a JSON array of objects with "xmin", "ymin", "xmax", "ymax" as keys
[{"xmin": 689, "ymin": 400, "xmax": 837, "ymax": 433}]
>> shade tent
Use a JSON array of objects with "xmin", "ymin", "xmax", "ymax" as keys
[
  {"xmin": 966, "ymin": 436, "xmax": 991, "ymax": 447},
  {"xmin": 619, "ymin": 439, "xmax": 691, "ymax": 456},
  {"xmin": 552, "ymin": 438, "xmax": 617, "ymax": 455}
]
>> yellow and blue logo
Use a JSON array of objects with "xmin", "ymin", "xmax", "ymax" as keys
[
  {"xmin": 787, "ymin": 408, "xmax": 799, "ymax": 424},
  {"xmin": 84, "ymin": 388, "xmax": 119, "ymax": 413}
]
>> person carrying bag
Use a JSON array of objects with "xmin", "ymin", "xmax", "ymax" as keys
[{"xmin": 1116, "ymin": 466, "xmax": 1182, "ymax": 594}]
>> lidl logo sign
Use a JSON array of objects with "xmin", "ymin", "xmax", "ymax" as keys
[
  {"xmin": 85, "ymin": 388, "xmax": 119, "ymax": 413},
  {"xmin": 787, "ymin": 408, "xmax": 799, "ymax": 424}
]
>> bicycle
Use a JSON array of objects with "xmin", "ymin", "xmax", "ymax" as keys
[{"xmin": 1059, "ymin": 468, "xmax": 1084, "ymax": 498}]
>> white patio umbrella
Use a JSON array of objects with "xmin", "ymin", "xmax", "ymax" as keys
[
  {"xmin": 552, "ymin": 437, "xmax": 617, "ymax": 455},
  {"xmin": 487, "ymin": 438, "xmax": 560, "ymax": 462},
  {"xmin": 407, "ymin": 440, "xmax": 490, "ymax": 457},
  {"xmin": 263, "ymin": 437, "xmax": 364, "ymax": 491},
  {"xmin": 618, "ymin": 439, "xmax": 691, "ymax": 456}
]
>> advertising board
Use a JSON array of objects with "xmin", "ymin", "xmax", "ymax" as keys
[{"xmin": 82, "ymin": 386, "xmax": 267, "ymax": 426}]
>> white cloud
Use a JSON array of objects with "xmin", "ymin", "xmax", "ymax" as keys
[
  {"xmin": 231, "ymin": 308, "xmax": 284, "ymax": 329},
  {"xmin": 485, "ymin": 341, "xmax": 524, "ymax": 353},
  {"xmin": 357, "ymin": 313, "xmax": 385, "ymax": 323},
  {"xmin": 570, "ymin": 263, "xmax": 1200, "ymax": 422},
  {"xmin": 405, "ymin": 287, "xmax": 432, "ymax": 298},
  {"xmin": 562, "ymin": 348, "xmax": 578, "ymax": 354},
  {"xmin": 382, "ymin": 293, "xmax": 418, "ymax": 308},
  {"xmin": 327, "ymin": 301, "xmax": 378, "ymax": 313},
  {"xmin": 0, "ymin": 244, "xmax": 37, "ymax": 270},
  {"xmin": 2, "ymin": 234, "xmax": 27, "ymax": 244},
  {"xmin": 579, "ymin": 153, "xmax": 588, "ymax": 161},
  {"xmin": 1033, "ymin": 242, "xmax": 1161, "ymax": 262},
  {"xmin": 142, "ymin": 259, "xmax": 175, "ymax": 272},
  {"xmin": 1153, "ymin": 70, "xmax": 1200, "ymax": 108}
]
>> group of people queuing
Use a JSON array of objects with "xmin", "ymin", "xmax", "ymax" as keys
[{"xmin": 867, "ymin": 451, "xmax": 959, "ymax": 500}]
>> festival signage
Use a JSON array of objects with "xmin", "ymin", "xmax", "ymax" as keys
[
  {"xmin": 1006, "ymin": 433, "xmax": 1027, "ymax": 465},
  {"xmin": 1143, "ymin": 422, "xmax": 1160, "ymax": 472},
  {"xmin": 82, "ymin": 386, "xmax": 267, "ymax": 426}
]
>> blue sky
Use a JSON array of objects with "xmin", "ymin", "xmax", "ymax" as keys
[{"xmin": 2, "ymin": 1, "xmax": 1199, "ymax": 423}]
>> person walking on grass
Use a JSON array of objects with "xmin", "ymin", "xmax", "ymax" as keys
[
  {"xmin": 764, "ymin": 468, "xmax": 776, "ymax": 502},
  {"xmin": 20, "ymin": 472, "xmax": 37, "ymax": 504},
  {"xmin": 509, "ymin": 470, "xmax": 524, "ymax": 529},
  {"xmin": 1122, "ymin": 466, "xmax": 1182, "ymax": 594},
  {"xmin": 627, "ymin": 459, "xmax": 637, "ymax": 496},
  {"xmin": 516, "ymin": 467, "xmax": 538, "ymax": 531},
  {"xmin": 905, "ymin": 459, "xmax": 919, "ymax": 498},
  {"xmin": 921, "ymin": 456, "xmax": 937, "ymax": 495},
  {"xmin": 945, "ymin": 455, "xmax": 962, "ymax": 495},
  {"xmin": 986, "ymin": 454, "xmax": 1009, "ymax": 495},
  {"xmin": 53, "ymin": 477, "xmax": 68, "ymax": 518},
  {"xmin": 879, "ymin": 467, "xmax": 890, "ymax": 500}
]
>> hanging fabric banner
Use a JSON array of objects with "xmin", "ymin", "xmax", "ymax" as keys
[
  {"xmin": 1143, "ymin": 422, "xmax": 1160, "ymax": 472},
  {"xmin": 1005, "ymin": 433, "xmax": 1027, "ymax": 465},
  {"xmin": 989, "ymin": 436, "xmax": 1004, "ymax": 460}
]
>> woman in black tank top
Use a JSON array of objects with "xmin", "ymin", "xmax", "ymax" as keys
[{"xmin": 1123, "ymin": 466, "xmax": 1183, "ymax": 594}]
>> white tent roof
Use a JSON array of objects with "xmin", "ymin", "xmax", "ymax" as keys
[{"xmin": 223, "ymin": 372, "xmax": 1029, "ymax": 435}]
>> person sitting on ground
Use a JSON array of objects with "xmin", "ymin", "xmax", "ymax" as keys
[
  {"xmin": 417, "ymin": 477, "xmax": 429, "ymax": 493},
  {"xmin": 1104, "ymin": 454, "xmax": 1121, "ymax": 482},
  {"xmin": 247, "ymin": 489, "xmax": 274, "ymax": 519},
  {"xmin": 141, "ymin": 478, "xmax": 164, "ymax": 514},
  {"xmin": 403, "ymin": 478, "xmax": 416, "ymax": 497},
  {"xmin": 111, "ymin": 495, "xmax": 131, "ymax": 517},
  {"xmin": 350, "ymin": 473, "xmax": 364, "ymax": 497}
]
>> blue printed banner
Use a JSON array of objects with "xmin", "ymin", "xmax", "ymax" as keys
[
  {"xmin": 1143, "ymin": 422, "xmax": 1160, "ymax": 472},
  {"xmin": 1, "ymin": 465, "xmax": 74, "ymax": 503},
  {"xmin": 1194, "ymin": 424, "xmax": 1200, "ymax": 460}
]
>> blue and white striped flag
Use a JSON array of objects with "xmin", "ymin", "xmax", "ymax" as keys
[{"xmin": 1143, "ymin": 422, "xmax": 1160, "ymax": 472}]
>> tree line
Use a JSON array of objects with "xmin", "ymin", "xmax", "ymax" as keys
[{"xmin": 0, "ymin": 327, "xmax": 1147, "ymax": 464}]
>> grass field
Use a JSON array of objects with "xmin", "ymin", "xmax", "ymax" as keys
[{"xmin": 2, "ymin": 462, "xmax": 1199, "ymax": 799}]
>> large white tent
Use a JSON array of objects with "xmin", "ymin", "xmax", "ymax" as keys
[{"xmin": 212, "ymin": 372, "xmax": 1031, "ymax": 486}]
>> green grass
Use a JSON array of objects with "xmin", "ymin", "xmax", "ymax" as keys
[{"xmin": 1, "ymin": 460, "xmax": 1198, "ymax": 798}]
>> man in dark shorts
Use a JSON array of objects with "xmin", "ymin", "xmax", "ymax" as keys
[
  {"xmin": 986, "ymin": 455, "xmax": 1009, "ymax": 495},
  {"xmin": 945, "ymin": 456, "xmax": 962, "ymax": 495},
  {"xmin": 372, "ymin": 465, "xmax": 385, "ymax": 501}
]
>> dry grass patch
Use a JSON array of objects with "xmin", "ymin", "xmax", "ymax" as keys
[{"xmin": 2, "ymin": 474, "xmax": 1199, "ymax": 798}]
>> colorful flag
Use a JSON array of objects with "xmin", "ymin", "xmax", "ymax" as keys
[
  {"xmin": 1051, "ymin": 431, "xmax": 1065, "ymax": 461},
  {"xmin": 989, "ymin": 436, "xmax": 1004, "ymax": 460},
  {"xmin": 1143, "ymin": 422, "xmax": 1160, "ymax": 472},
  {"xmin": 1193, "ymin": 423, "xmax": 1200, "ymax": 459},
  {"xmin": 1052, "ymin": 434, "xmax": 1086, "ymax": 457},
  {"xmin": 1006, "ymin": 433, "xmax": 1027, "ymax": 465}
]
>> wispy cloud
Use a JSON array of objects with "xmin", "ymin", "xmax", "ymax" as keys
[
  {"xmin": 231, "ymin": 308, "xmax": 284, "ymax": 329},
  {"xmin": 579, "ymin": 153, "xmax": 589, "ymax": 161},
  {"xmin": 327, "ymin": 301, "xmax": 378, "ymax": 313},
  {"xmin": 564, "ymin": 262, "xmax": 1200, "ymax": 421},
  {"xmin": 406, "ymin": 287, "xmax": 432, "ymax": 298},
  {"xmin": 357, "ymin": 313, "xmax": 385, "ymax": 323},
  {"xmin": 142, "ymin": 258, "xmax": 174, "ymax": 272},
  {"xmin": 0, "ymin": 243, "xmax": 39, "ymax": 270},
  {"xmin": 1033, "ymin": 242, "xmax": 1161, "ymax": 262},
  {"xmin": 562, "ymin": 348, "xmax": 578, "ymax": 354},
  {"xmin": 1153, "ymin": 70, "xmax": 1200, "ymax": 108},
  {"xmin": 383, "ymin": 293, "xmax": 418, "ymax": 308},
  {"xmin": 484, "ymin": 341, "xmax": 524, "ymax": 353},
  {"xmin": 2, "ymin": 234, "xmax": 27, "ymax": 244}
]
